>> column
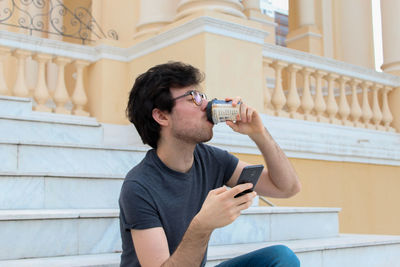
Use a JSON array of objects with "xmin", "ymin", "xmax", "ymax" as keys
[
  {"xmin": 333, "ymin": 0, "xmax": 374, "ymax": 68},
  {"xmin": 286, "ymin": 64, "xmax": 302, "ymax": 119},
  {"xmin": 286, "ymin": 0, "xmax": 322, "ymax": 55},
  {"xmin": 134, "ymin": 0, "xmax": 179, "ymax": 39},
  {"xmin": 12, "ymin": 50, "xmax": 31, "ymax": 97},
  {"xmin": 53, "ymin": 57, "xmax": 71, "ymax": 114},
  {"xmin": 176, "ymin": 0, "xmax": 245, "ymax": 20},
  {"xmin": 0, "ymin": 47, "xmax": 11, "ymax": 96},
  {"xmin": 33, "ymin": 53, "xmax": 52, "ymax": 112},
  {"xmin": 242, "ymin": 0, "xmax": 276, "ymax": 44},
  {"xmin": 270, "ymin": 61, "xmax": 288, "ymax": 117},
  {"xmin": 72, "ymin": 60, "xmax": 90, "ymax": 116},
  {"xmin": 313, "ymin": 70, "xmax": 328, "ymax": 122},
  {"xmin": 381, "ymin": 0, "xmax": 400, "ymax": 132}
]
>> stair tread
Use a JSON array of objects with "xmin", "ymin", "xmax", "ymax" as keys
[
  {"xmin": 0, "ymin": 206, "xmax": 340, "ymax": 221},
  {"xmin": 0, "ymin": 252, "xmax": 120, "ymax": 267},
  {"xmin": 2, "ymin": 234, "xmax": 400, "ymax": 266},
  {"xmin": 208, "ymin": 234, "xmax": 400, "ymax": 260},
  {"xmin": 0, "ymin": 138, "xmax": 148, "ymax": 152},
  {"xmin": 0, "ymin": 209, "xmax": 119, "ymax": 220}
]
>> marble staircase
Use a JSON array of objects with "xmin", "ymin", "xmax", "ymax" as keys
[{"xmin": 1, "ymin": 95, "xmax": 400, "ymax": 267}]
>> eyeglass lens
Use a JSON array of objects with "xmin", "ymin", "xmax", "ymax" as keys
[{"xmin": 193, "ymin": 92, "xmax": 203, "ymax": 105}]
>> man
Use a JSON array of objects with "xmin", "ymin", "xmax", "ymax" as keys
[{"xmin": 119, "ymin": 62, "xmax": 301, "ymax": 267}]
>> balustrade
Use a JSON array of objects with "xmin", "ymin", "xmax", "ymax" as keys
[
  {"xmin": 263, "ymin": 57, "xmax": 397, "ymax": 132},
  {"xmin": 0, "ymin": 46, "xmax": 91, "ymax": 117}
]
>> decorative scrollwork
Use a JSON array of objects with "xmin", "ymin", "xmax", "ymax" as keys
[{"xmin": 0, "ymin": 0, "xmax": 119, "ymax": 44}]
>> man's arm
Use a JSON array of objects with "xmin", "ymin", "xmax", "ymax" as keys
[
  {"xmin": 131, "ymin": 184, "xmax": 256, "ymax": 267},
  {"xmin": 225, "ymin": 98, "xmax": 301, "ymax": 198}
]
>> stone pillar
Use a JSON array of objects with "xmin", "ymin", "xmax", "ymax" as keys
[
  {"xmin": 380, "ymin": 0, "xmax": 400, "ymax": 75},
  {"xmin": 176, "ymin": 0, "xmax": 245, "ymax": 20},
  {"xmin": 134, "ymin": 0, "xmax": 179, "ymax": 39},
  {"xmin": 333, "ymin": 0, "xmax": 374, "ymax": 68},
  {"xmin": 380, "ymin": 0, "xmax": 400, "ymax": 132},
  {"xmin": 242, "ymin": 0, "xmax": 276, "ymax": 44},
  {"xmin": 286, "ymin": 0, "xmax": 322, "ymax": 55}
]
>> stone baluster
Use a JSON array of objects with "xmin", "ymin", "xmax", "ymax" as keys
[
  {"xmin": 262, "ymin": 58, "xmax": 273, "ymax": 115},
  {"xmin": 53, "ymin": 56, "xmax": 71, "ymax": 114},
  {"xmin": 371, "ymin": 83, "xmax": 383, "ymax": 130},
  {"xmin": 286, "ymin": 64, "xmax": 302, "ymax": 119},
  {"xmin": 381, "ymin": 86, "xmax": 394, "ymax": 132},
  {"xmin": 72, "ymin": 60, "xmax": 90, "ymax": 116},
  {"xmin": 300, "ymin": 67, "xmax": 315, "ymax": 121},
  {"xmin": 33, "ymin": 54, "xmax": 53, "ymax": 112},
  {"xmin": 361, "ymin": 81, "xmax": 373, "ymax": 129},
  {"xmin": 338, "ymin": 76, "xmax": 351, "ymax": 126},
  {"xmin": 12, "ymin": 50, "xmax": 31, "ymax": 97},
  {"xmin": 269, "ymin": 61, "xmax": 288, "ymax": 117},
  {"xmin": 350, "ymin": 78, "xmax": 363, "ymax": 127},
  {"xmin": 0, "ymin": 47, "xmax": 11, "ymax": 96},
  {"xmin": 325, "ymin": 73, "xmax": 340, "ymax": 124},
  {"xmin": 313, "ymin": 70, "xmax": 327, "ymax": 122}
]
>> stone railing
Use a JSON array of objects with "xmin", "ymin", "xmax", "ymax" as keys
[
  {"xmin": 262, "ymin": 43, "xmax": 400, "ymax": 132},
  {"xmin": 0, "ymin": 38, "xmax": 92, "ymax": 116}
]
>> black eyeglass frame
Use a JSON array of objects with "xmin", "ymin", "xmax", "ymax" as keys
[{"xmin": 172, "ymin": 90, "xmax": 207, "ymax": 106}]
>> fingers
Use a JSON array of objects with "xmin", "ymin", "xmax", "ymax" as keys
[
  {"xmin": 225, "ymin": 183, "xmax": 253, "ymax": 198},
  {"xmin": 209, "ymin": 186, "xmax": 228, "ymax": 196}
]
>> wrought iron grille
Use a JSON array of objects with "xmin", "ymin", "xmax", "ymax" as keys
[{"xmin": 0, "ymin": 0, "xmax": 118, "ymax": 44}]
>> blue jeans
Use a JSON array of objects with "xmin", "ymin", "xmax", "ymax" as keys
[{"xmin": 215, "ymin": 245, "xmax": 300, "ymax": 267}]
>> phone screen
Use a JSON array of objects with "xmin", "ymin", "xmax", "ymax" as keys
[{"xmin": 234, "ymin": 164, "xmax": 264, "ymax": 198}]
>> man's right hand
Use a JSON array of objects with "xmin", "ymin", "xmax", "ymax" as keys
[{"xmin": 193, "ymin": 183, "xmax": 257, "ymax": 232}]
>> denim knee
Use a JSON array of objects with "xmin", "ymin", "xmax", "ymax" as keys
[{"xmin": 266, "ymin": 245, "xmax": 300, "ymax": 267}]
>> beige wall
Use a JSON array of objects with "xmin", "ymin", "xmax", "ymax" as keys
[{"xmin": 235, "ymin": 152, "xmax": 400, "ymax": 235}]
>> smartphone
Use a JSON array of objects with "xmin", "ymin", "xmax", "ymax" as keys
[{"xmin": 234, "ymin": 164, "xmax": 264, "ymax": 198}]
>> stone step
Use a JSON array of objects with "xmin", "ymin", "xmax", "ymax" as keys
[
  {"xmin": 2, "ymin": 234, "xmax": 399, "ymax": 267},
  {"xmin": 0, "ymin": 140, "xmax": 147, "ymax": 175},
  {"xmin": 209, "ymin": 207, "xmax": 340, "ymax": 245},
  {"xmin": 0, "ymin": 209, "xmax": 121, "ymax": 261},
  {"xmin": 0, "ymin": 253, "xmax": 120, "ymax": 267},
  {"xmin": 206, "ymin": 234, "xmax": 400, "ymax": 267},
  {"xmin": 0, "ymin": 207, "xmax": 340, "ymax": 260},
  {"xmin": 0, "ymin": 172, "xmax": 124, "ymax": 209},
  {"xmin": 0, "ymin": 96, "xmax": 32, "ymax": 117},
  {"xmin": 0, "ymin": 114, "xmax": 103, "ymax": 145}
]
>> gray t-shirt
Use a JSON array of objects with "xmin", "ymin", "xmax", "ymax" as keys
[{"xmin": 119, "ymin": 143, "xmax": 239, "ymax": 267}]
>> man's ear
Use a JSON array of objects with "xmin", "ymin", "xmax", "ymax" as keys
[{"xmin": 152, "ymin": 108, "xmax": 169, "ymax": 127}]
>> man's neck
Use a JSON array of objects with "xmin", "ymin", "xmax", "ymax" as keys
[{"xmin": 156, "ymin": 139, "xmax": 197, "ymax": 173}]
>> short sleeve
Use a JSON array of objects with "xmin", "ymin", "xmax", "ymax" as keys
[
  {"xmin": 202, "ymin": 144, "xmax": 239, "ymax": 185},
  {"xmin": 119, "ymin": 181, "xmax": 162, "ymax": 231}
]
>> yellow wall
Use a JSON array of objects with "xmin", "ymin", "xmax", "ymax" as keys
[{"xmin": 235, "ymin": 152, "xmax": 400, "ymax": 235}]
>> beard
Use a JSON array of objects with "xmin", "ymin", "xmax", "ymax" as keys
[{"xmin": 171, "ymin": 123, "xmax": 213, "ymax": 144}]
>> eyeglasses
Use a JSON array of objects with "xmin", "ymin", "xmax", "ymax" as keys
[{"xmin": 172, "ymin": 90, "xmax": 207, "ymax": 106}]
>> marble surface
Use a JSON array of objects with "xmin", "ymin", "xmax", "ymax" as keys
[
  {"xmin": 0, "ymin": 118, "xmax": 103, "ymax": 145},
  {"xmin": 269, "ymin": 212, "xmax": 338, "ymax": 241},
  {"xmin": 210, "ymin": 214, "xmax": 270, "ymax": 245},
  {"xmin": 207, "ymin": 234, "xmax": 400, "ymax": 266},
  {"xmin": 0, "ymin": 176, "xmax": 44, "ymax": 209},
  {"xmin": 0, "ymin": 216, "xmax": 120, "ymax": 260},
  {"xmin": 0, "ymin": 175, "xmax": 123, "ymax": 209},
  {"xmin": 44, "ymin": 177, "xmax": 123, "ymax": 209},
  {"xmin": 0, "ymin": 144, "xmax": 17, "ymax": 171},
  {"xmin": 17, "ymin": 144, "xmax": 146, "ymax": 176},
  {"xmin": 0, "ymin": 96, "xmax": 31, "ymax": 117}
]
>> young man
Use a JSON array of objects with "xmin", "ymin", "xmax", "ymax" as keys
[{"xmin": 119, "ymin": 62, "xmax": 301, "ymax": 267}]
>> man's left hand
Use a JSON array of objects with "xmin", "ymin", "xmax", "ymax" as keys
[{"xmin": 225, "ymin": 97, "xmax": 264, "ymax": 137}]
